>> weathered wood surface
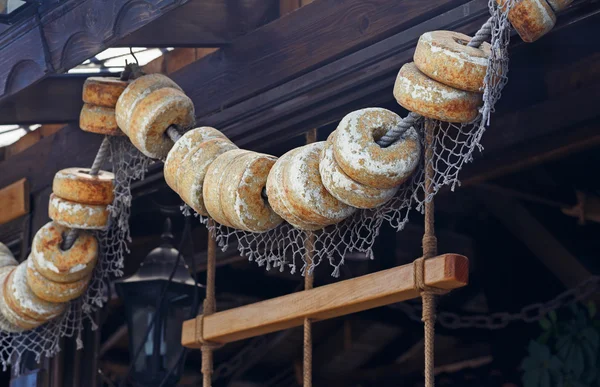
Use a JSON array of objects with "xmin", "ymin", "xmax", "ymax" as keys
[
  {"xmin": 0, "ymin": 125, "xmax": 101, "ymax": 195},
  {"xmin": 1, "ymin": 0, "xmax": 599, "ymax": 230},
  {"xmin": 5, "ymin": 0, "xmax": 597, "ymax": 130},
  {"xmin": 182, "ymin": 254, "xmax": 469, "ymax": 347},
  {"xmin": 171, "ymin": 0, "xmax": 477, "ymax": 120},
  {"xmin": 0, "ymin": 0, "xmax": 489, "ymax": 125},
  {"xmin": 480, "ymin": 192, "xmax": 592, "ymax": 289},
  {"xmin": 0, "ymin": 178, "xmax": 29, "ymax": 225},
  {"xmin": 0, "ymin": 74, "xmax": 88, "ymax": 125},
  {"xmin": 116, "ymin": 0, "xmax": 279, "ymax": 47},
  {"xmin": 4, "ymin": 125, "xmax": 64, "ymax": 158},
  {"xmin": 0, "ymin": 0, "xmax": 189, "ymax": 104}
]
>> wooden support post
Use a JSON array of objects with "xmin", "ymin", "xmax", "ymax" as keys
[{"xmin": 182, "ymin": 254, "xmax": 468, "ymax": 348}]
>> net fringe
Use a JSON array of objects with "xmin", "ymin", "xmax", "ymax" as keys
[
  {"xmin": 0, "ymin": 0, "xmax": 515, "ymax": 370},
  {"xmin": 0, "ymin": 137, "xmax": 152, "ymax": 373},
  {"xmin": 190, "ymin": 0, "xmax": 514, "ymax": 277}
]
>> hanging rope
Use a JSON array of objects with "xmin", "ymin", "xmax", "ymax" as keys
[
  {"xmin": 201, "ymin": 219, "xmax": 219, "ymax": 387},
  {"xmin": 377, "ymin": 17, "xmax": 494, "ymax": 148},
  {"xmin": 303, "ymin": 232, "xmax": 314, "ymax": 387},
  {"xmin": 414, "ymin": 118, "xmax": 449, "ymax": 387},
  {"xmin": 62, "ymin": 136, "xmax": 111, "ymax": 250},
  {"xmin": 89, "ymin": 137, "xmax": 110, "ymax": 176},
  {"xmin": 303, "ymin": 128, "xmax": 317, "ymax": 387}
]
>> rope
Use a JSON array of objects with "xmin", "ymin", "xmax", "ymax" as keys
[
  {"xmin": 62, "ymin": 229, "xmax": 79, "ymax": 251},
  {"xmin": 376, "ymin": 112, "xmax": 421, "ymax": 147},
  {"xmin": 201, "ymin": 219, "xmax": 218, "ymax": 387},
  {"xmin": 377, "ymin": 18, "xmax": 493, "ymax": 148},
  {"xmin": 303, "ymin": 231, "xmax": 315, "ymax": 387},
  {"xmin": 166, "ymin": 126, "xmax": 183, "ymax": 143},
  {"xmin": 467, "ymin": 17, "xmax": 493, "ymax": 48},
  {"xmin": 62, "ymin": 136, "xmax": 111, "ymax": 250},
  {"xmin": 303, "ymin": 128, "xmax": 317, "ymax": 387},
  {"xmin": 89, "ymin": 136, "xmax": 110, "ymax": 176},
  {"xmin": 416, "ymin": 118, "xmax": 447, "ymax": 387}
]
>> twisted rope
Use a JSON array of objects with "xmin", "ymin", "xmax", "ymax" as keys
[
  {"xmin": 415, "ymin": 118, "xmax": 449, "ymax": 387},
  {"xmin": 63, "ymin": 136, "xmax": 111, "ymax": 250},
  {"xmin": 377, "ymin": 17, "xmax": 494, "ymax": 148},
  {"xmin": 467, "ymin": 17, "xmax": 493, "ymax": 48},
  {"xmin": 166, "ymin": 126, "xmax": 183, "ymax": 143},
  {"xmin": 89, "ymin": 136, "xmax": 110, "ymax": 176},
  {"xmin": 201, "ymin": 219, "xmax": 218, "ymax": 387},
  {"xmin": 303, "ymin": 232, "xmax": 314, "ymax": 387},
  {"xmin": 303, "ymin": 128, "xmax": 317, "ymax": 387}
]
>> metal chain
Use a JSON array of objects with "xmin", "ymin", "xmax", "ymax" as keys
[{"xmin": 392, "ymin": 276, "xmax": 600, "ymax": 330}]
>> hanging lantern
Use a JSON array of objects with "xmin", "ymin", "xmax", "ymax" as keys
[{"xmin": 115, "ymin": 218, "xmax": 199, "ymax": 387}]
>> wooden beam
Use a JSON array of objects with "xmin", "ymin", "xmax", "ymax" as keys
[
  {"xmin": 183, "ymin": 0, "xmax": 599, "ymax": 150},
  {"xmin": 462, "ymin": 121, "xmax": 600, "ymax": 186},
  {"xmin": 480, "ymin": 192, "xmax": 591, "ymax": 289},
  {"xmin": 5, "ymin": 0, "xmax": 597, "ymax": 130},
  {"xmin": 0, "ymin": 178, "xmax": 29, "ymax": 225},
  {"xmin": 480, "ymin": 80, "xmax": 600, "ymax": 156},
  {"xmin": 0, "ymin": 0, "xmax": 489, "ymax": 125},
  {"xmin": 562, "ymin": 191, "xmax": 600, "ymax": 224},
  {"xmin": 143, "ymin": 48, "xmax": 218, "ymax": 76},
  {"xmin": 116, "ymin": 0, "xmax": 279, "ymax": 47},
  {"xmin": 171, "ymin": 0, "xmax": 479, "ymax": 119},
  {"xmin": 0, "ymin": 74, "xmax": 89, "ymax": 125},
  {"xmin": 182, "ymin": 254, "xmax": 468, "ymax": 347},
  {"xmin": 0, "ymin": 125, "xmax": 101, "ymax": 195},
  {"xmin": 339, "ymin": 336, "xmax": 492, "ymax": 385},
  {"xmin": 4, "ymin": 125, "xmax": 64, "ymax": 158},
  {"xmin": 0, "ymin": 0, "xmax": 189, "ymax": 104}
]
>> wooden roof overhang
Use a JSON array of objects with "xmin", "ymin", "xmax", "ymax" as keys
[
  {"xmin": 0, "ymin": 0, "xmax": 599, "ymax": 232},
  {"xmin": 0, "ymin": 0, "xmax": 278, "ymax": 106}
]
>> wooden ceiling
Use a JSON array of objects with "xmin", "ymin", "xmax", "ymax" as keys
[{"xmin": 0, "ymin": 0, "xmax": 599, "ymax": 385}]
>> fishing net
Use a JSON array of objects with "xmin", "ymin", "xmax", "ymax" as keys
[
  {"xmin": 0, "ymin": 0, "xmax": 515, "ymax": 369},
  {"xmin": 194, "ymin": 0, "xmax": 514, "ymax": 277},
  {"xmin": 0, "ymin": 137, "xmax": 152, "ymax": 372}
]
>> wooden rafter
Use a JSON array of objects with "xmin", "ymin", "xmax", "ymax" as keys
[
  {"xmin": 480, "ymin": 191, "xmax": 592, "ymax": 289},
  {"xmin": 0, "ymin": 0, "xmax": 189, "ymax": 104},
  {"xmin": 0, "ymin": 0, "xmax": 490, "ymax": 125},
  {"xmin": 115, "ymin": 0, "xmax": 279, "ymax": 47}
]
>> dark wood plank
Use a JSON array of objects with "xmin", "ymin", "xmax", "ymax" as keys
[
  {"xmin": 2, "ymin": 0, "xmax": 488, "ymax": 125},
  {"xmin": 116, "ymin": 0, "xmax": 279, "ymax": 47},
  {"xmin": 2, "ymin": 0, "xmax": 599, "ymax": 204},
  {"xmin": 0, "ymin": 0, "xmax": 190, "ymax": 104},
  {"xmin": 0, "ymin": 74, "xmax": 87, "ymax": 125},
  {"xmin": 479, "ymin": 191, "xmax": 592, "ymax": 289},
  {"xmin": 170, "ymin": 0, "xmax": 475, "ymax": 118},
  {"xmin": 0, "ymin": 125, "xmax": 102, "ymax": 194},
  {"xmin": 7, "ymin": 0, "xmax": 597, "ymax": 129},
  {"xmin": 481, "ymin": 81, "xmax": 600, "ymax": 155},
  {"xmin": 462, "ymin": 121, "xmax": 600, "ymax": 186},
  {"xmin": 0, "ymin": 19, "xmax": 49, "ymax": 98}
]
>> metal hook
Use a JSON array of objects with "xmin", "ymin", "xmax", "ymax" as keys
[{"xmin": 129, "ymin": 47, "xmax": 139, "ymax": 66}]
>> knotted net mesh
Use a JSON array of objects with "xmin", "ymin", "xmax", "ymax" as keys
[
  {"xmin": 1, "ymin": 0, "xmax": 515, "ymax": 369},
  {"xmin": 195, "ymin": 0, "xmax": 515, "ymax": 277},
  {"xmin": 0, "ymin": 137, "xmax": 152, "ymax": 372}
]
